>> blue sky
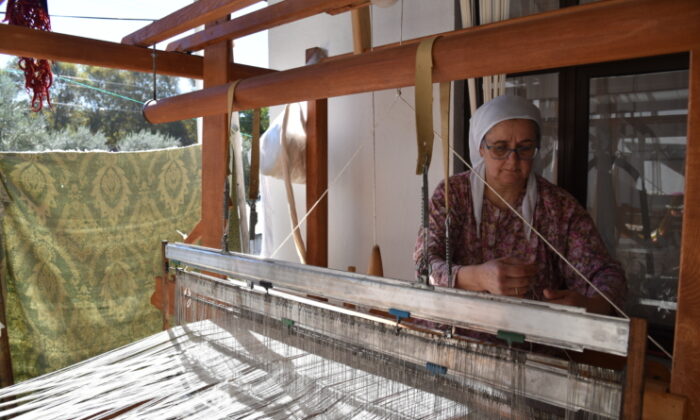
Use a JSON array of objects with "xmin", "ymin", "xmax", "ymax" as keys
[{"xmin": 1, "ymin": 1, "xmax": 268, "ymax": 69}]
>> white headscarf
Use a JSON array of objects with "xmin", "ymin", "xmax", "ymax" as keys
[{"xmin": 468, "ymin": 95, "xmax": 542, "ymax": 239}]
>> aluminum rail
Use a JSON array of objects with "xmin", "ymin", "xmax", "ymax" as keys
[{"xmin": 166, "ymin": 243, "xmax": 631, "ymax": 356}]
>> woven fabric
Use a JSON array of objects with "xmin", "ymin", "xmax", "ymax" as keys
[{"xmin": 0, "ymin": 146, "xmax": 201, "ymax": 381}]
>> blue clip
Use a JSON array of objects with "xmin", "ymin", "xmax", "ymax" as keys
[
  {"xmin": 426, "ymin": 362, "xmax": 447, "ymax": 375},
  {"xmin": 388, "ymin": 308, "xmax": 411, "ymax": 322}
]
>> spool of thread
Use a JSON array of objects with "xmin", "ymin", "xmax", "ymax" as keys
[{"xmin": 367, "ymin": 245, "xmax": 384, "ymax": 277}]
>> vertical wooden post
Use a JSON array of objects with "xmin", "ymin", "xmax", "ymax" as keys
[
  {"xmin": 0, "ymin": 287, "xmax": 14, "ymax": 387},
  {"xmin": 305, "ymin": 47, "xmax": 328, "ymax": 267},
  {"xmin": 351, "ymin": 5, "xmax": 371, "ymax": 55},
  {"xmin": 671, "ymin": 49, "xmax": 700, "ymax": 419},
  {"xmin": 623, "ymin": 318, "xmax": 647, "ymax": 420},
  {"xmin": 200, "ymin": 19, "xmax": 232, "ymax": 248}
]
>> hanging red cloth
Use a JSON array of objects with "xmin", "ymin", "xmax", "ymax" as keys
[{"xmin": 3, "ymin": 0, "xmax": 53, "ymax": 111}]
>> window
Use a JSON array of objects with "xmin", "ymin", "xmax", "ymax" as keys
[{"xmin": 587, "ymin": 70, "xmax": 688, "ymax": 330}]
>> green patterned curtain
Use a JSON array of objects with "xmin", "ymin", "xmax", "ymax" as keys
[{"xmin": 0, "ymin": 146, "xmax": 201, "ymax": 381}]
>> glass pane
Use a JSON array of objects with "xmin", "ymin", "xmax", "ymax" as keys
[
  {"xmin": 509, "ymin": 0, "xmax": 560, "ymax": 18},
  {"xmin": 587, "ymin": 70, "xmax": 688, "ymax": 329},
  {"xmin": 506, "ymin": 72, "xmax": 559, "ymax": 182}
]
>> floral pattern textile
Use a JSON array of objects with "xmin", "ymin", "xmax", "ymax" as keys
[{"xmin": 0, "ymin": 146, "xmax": 201, "ymax": 381}]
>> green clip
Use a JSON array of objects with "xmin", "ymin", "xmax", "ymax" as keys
[
  {"xmin": 281, "ymin": 318, "xmax": 295, "ymax": 328},
  {"xmin": 497, "ymin": 330, "xmax": 525, "ymax": 346}
]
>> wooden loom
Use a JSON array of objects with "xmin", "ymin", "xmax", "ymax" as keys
[
  {"xmin": 0, "ymin": 242, "xmax": 650, "ymax": 418},
  {"xmin": 0, "ymin": 0, "xmax": 698, "ymax": 418}
]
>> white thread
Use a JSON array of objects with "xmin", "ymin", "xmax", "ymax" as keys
[{"xmin": 372, "ymin": 91, "xmax": 378, "ymax": 245}]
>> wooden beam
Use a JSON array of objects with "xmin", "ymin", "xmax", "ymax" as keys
[
  {"xmin": 305, "ymin": 48, "xmax": 329, "ymax": 268},
  {"xmin": 200, "ymin": 22, "xmax": 232, "ymax": 248},
  {"xmin": 643, "ymin": 389, "xmax": 687, "ymax": 420},
  {"xmin": 671, "ymin": 48, "xmax": 700, "ymax": 419},
  {"xmin": 0, "ymin": 23, "xmax": 272, "ymax": 79},
  {"xmin": 0, "ymin": 23, "xmax": 201, "ymax": 78},
  {"xmin": 144, "ymin": 0, "xmax": 700, "ymax": 123},
  {"xmin": 350, "ymin": 5, "xmax": 371, "ymax": 55},
  {"xmin": 326, "ymin": 0, "xmax": 370, "ymax": 16},
  {"xmin": 622, "ymin": 318, "xmax": 647, "ymax": 420},
  {"xmin": 166, "ymin": 0, "xmax": 366, "ymax": 52},
  {"xmin": 122, "ymin": 0, "xmax": 260, "ymax": 47}
]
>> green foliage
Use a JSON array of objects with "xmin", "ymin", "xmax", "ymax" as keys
[
  {"xmin": 233, "ymin": 109, "xmax": 269, "ymax": 195},
  {"xmin": 0, "ymin": 70, "xmax": 48, "ymax": 151},
  {"xmin": 35, "ymin": 126, "xmax": 110, "ymax": 151},
  {"xmin": 1, "ymin": 61, "xmax": 269, "ymax": 154},
  {"xmin": 45, "ymin": 62, "xmax": 198, "ymax": 148},
  {"xmin": 238, "ymin": 108, "xmax": 270, "ymax": 139},
  {"xmin": 119, "ymin": 129, "xmax": 181, "ymax": 151}
]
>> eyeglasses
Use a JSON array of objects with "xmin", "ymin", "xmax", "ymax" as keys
[{"xmin": 482, "ymin": 142, "xmax": 539, "ymax": 161}]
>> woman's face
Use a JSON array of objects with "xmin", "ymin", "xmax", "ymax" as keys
[{"xmin": 480, "ymin": 119, "xmax": 538, "ymax": 190}]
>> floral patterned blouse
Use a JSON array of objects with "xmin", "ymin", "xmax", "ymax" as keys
[{"xmin": 413, "ymin": 171, "xmax": 626, "ymax": 309}]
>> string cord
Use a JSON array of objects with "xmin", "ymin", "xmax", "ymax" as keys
[{"xmin": 371, "ymin": 92, "xmax": 378, "ymax": 245}]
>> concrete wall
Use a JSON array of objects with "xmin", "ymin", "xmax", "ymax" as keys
[{"xmin": 262, "ymin": 0, "xmax": 454, "ymax": 282}]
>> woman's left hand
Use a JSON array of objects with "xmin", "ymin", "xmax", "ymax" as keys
[{"xmin": 543, "ymin": 289, "xmax": 612, "ymax": 315}]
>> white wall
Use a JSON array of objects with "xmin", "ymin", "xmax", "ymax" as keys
[{"xmin": 263, "ymin": 0, "xmax": 454, "ymax": 282}]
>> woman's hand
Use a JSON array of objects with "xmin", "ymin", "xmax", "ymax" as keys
[
  {"xmin": 543, "ymin": 289, "xmax": 613, "ymax": 314},
  {"xmin": 456, "ymin": 257, "xmax": 536, "ymax": 298}
]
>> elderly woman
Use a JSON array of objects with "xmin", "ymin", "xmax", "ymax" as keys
[{"xmin": 414, "ymin": 95, "xmax": 625, "ymax": 315}]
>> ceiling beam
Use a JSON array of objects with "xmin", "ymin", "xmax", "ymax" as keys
[
  {"xmin": 0, "ymin": 24, "xmax": 274, "ymax": 80},
  {"xmin": 166, "ymin": 0, "xmax": 369, "ymax": 53},
  {"xmin": 144, "ymin": 0, "xmax": 700, "ymax": 123},
  {"xmin": 121, "ymin": 0, "xmax": 260, "ymax": 47}
]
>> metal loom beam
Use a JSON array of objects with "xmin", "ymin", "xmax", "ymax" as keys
[{"xmin": 166, "ymin": 243, "xmax": 631, "ymax": 356}]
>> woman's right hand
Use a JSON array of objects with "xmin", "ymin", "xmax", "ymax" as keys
[{"xmin": 456, "ymin": 257, "xmax": 536, "ymax": 298}]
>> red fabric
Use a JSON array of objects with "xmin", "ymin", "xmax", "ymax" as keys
[{"xmin": 3, "ymin": 0, "xmax": 53, "ymax": 111}]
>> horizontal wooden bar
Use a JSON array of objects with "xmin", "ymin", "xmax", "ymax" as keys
[
  {"xmin": 0, "ymin": 23, "xmax": 201, "ymax": 78},
  {"xmin": 167, "ymin": 0, "xmax": 365, "ymax": 52},
  {"xmin": 0, "ymin": 23, "xmax": 273, "ymax": 80},
  {"xmin": 144, "ymin": 0, "xmax": 700, "ymax": 123},
  {"xmin": 167, "ymin": 243, "xmax": 631, "ymax": 355},
  {"xmin": 122, "ymin": 0, "xmax": 260, "ymax": 47},
  {"xmin": 325, "ymin": 0, "xmax": 370, "ymax": 16}
]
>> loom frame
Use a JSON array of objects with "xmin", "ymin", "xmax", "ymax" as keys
[
  {"xmin": 166, "ymin": 242, "xmax": 631, "ymax": 356},
  {"xmin": 0, "ymin": 0, "xmax": 698, "ymax": 416},
  {"xmin": 174, "ymin": 268, "xmax": 626, "ymax": 418}
]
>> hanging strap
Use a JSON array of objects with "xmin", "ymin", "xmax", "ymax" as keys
[
  {"xmin": 440, "ymin": 81, "xmax": 452, "ymax": 278},
  {"xmin": 248, "ymin": 109, "xmax": 261, "ymax": 201},
  {"xmin": 440, "ymin": 82, "xmax": 450, "ymax": 213},
  {"xmin": 247, "ymin": 108, "xmax": 261, "ymax": 241},
  {"xmin": 222, "ymin": 80, "xmax": 246, "ymax": 253},
  {"xmin": 414, "ymin": 36, "xmax": 439, "ymax": 174},
  {"xmin": 414, "ymin": 36, "xmax": 440, "ymax": 286},
  {"xmin": 280, "ymin": 104, "xmax": 307, "ymax": 264}
]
